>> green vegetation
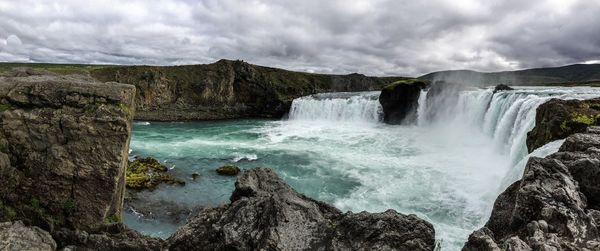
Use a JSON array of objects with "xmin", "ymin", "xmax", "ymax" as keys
[
  {"xmin": 0, "ymin": 62, "xmax": 113, "ymax": 75},
  {"xmin": 571, "ymin": 113, "xmax": 597, "ymax": 125},
  {"xmin": 64, "ymin": 199, "xmax": 76, "ymax": 214},
  {"xmin": 0, "ymin": 103, "xmax": 13, "ymax": 112},
  {"xmin": 104, "ymin": 213, "xmax": 121, "ymax": 224},
  {"xmin": 383, "ymin": 79, "xmax": 428, "ymax": 91},
  {"xmin": 0, "ymin": 200, "xmax": 17, "ymax": 221},
  {"xmin": 30, "ymin": 197, "xmax": 41, "ymax": 210},
  {"xmin": 126, "ymin": 157, "xmax": 185, "ymax": 190},
  {"xmin": 216, "ymin": 165, "xmax": 241, "ymax": 176},
  {"xmin": 118, "ymin": 103, "xmax": 132, "ymax": 119}
]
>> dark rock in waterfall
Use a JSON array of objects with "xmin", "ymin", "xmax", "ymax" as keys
[
  {"xmin": 526, "ymin": 98, "xmax": 600, "ymax": 152},
  {"xmin": 216, "ymin": 164, "xmax": 241, "ymax": 176},
  {"xmin": 493, "ymin": 84, "xmax": 514, "ymax": 93},
  {"xmin": 168, "ymin": 167, "xmax": 436, "ymax": 251},
  {"xmin": 463, "ymin": 131, "xmax": 600, "ymax": 250},
  {"xmin": 379, "ymin": 79, "xmax": 428, "ymax": 124}
]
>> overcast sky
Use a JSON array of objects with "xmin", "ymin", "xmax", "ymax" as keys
[{"xmin": 0, "ymin": 0, "xmax": 599, "ymax": 76}]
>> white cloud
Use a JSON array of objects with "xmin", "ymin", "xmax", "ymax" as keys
[{"xmin": 0, "ymin": 0, "xmax": 598, "ymax": 76}]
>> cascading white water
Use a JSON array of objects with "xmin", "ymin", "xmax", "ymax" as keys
[
  {"xmin": 288, "ymin": 91, "xmax": 382, "ymax": 123},
  {"xmin": 416, "ymin": 86, "xmax": 600, "ymax": 188}
]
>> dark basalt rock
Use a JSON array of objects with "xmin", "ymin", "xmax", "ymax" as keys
[
  {"xmin": 463, "ymin": 130, "xmax": 600, "ymax": 250},
  {"xmin": 492, "ymin": 84, "xmax": 513, "ymax": 93},
  {"xmin": 168, "ymin": 167, "xmax": 435, "ymax": 251},
  {"xmin": 379, "ymin": 79, "xmax": 428, "ymax": 124},
  {"xmin": 526, "ymin": 98, "xmax": 600, "ymax": 152}
]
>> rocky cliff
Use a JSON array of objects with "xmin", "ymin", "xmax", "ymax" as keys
[
  {"xmin": 90, "ymin": 59, "xmax": 406, "ymax": 121},
  {"xmin": 463, "ymin": 128, "xmax": 600, "ymax": 250},
  {"xmin": 0, "ymin": 74, "xmax": 135, "ymax": 231},
  {"xmin": 168, "ymin": 168, "xmax": 436, "ymax": 251}
]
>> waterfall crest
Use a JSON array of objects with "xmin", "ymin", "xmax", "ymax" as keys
[{"xmin": 288, "ymin": 91, "xmax": 382, "ymax": 123}]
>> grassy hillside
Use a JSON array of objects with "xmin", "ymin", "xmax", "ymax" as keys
[
  {"xmin": 419, "ymin": 64, "xmax": 600, "ymax": 86},
  {"xmin": 0, "ymin": 62, "xmax": 113, "ymax": 75}
]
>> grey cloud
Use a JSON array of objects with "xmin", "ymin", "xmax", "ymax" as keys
[{"xmin": 0, "ymin": 0, "xmax": 598, "ymax": 76}]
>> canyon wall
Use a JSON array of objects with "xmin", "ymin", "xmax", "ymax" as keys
[{"xmin": 90, "ymin": 59, "xmax": 406, "ymax": 121}]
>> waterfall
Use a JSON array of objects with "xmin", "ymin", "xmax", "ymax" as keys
[
  {"xmin": 417, "ymin": 86, "xmax": 600, "ymax": 186},
  {"xmin": 288, "ymin": 91, "xmax": 382, "ymax": 123}
]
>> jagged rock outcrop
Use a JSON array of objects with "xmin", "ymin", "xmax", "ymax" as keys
[
  {"xmin": 463, "ymin": 127, "xmax": 600, "ymax": 250},
  {"xmin": 0, "ymin": 74, "xmax": 135, "ymax": 231},
  {"xmin": 90, "ymin": 59, "xmax": 405, "ymax": 121},
  {"xmin": 0, "ymin": 221, "xmax": 57, "ymax": 251},
  {"xmin": 52, "ymin": 223, "xmax": 164, "ymax": 251},
  {"xmin": 526, "ymin": 98, "xmax": 600, "ymax": 152},
  {"xmin": 379, "ymin": 79, "xmax": 428, "ymax": 124},
  {"xmin": 168, "ymin": 167, "xmax": 435, "ymax": 251}
]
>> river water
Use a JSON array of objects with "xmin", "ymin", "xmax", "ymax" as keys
[{"xmin": 125, "ymin": 86, "xmax": 600, "ymax": 250}]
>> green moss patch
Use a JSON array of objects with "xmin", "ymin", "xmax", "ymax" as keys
[
  {"xmin": 0, "ymin": 103, "xmax": 13, "ymax": 112},
  {"xmin": 0, "ymin": 200, "xmax": 17, "ymax": 221},
  {"xmin": 126, "ymin": 157, "xmax": 185, "ymax": 191},
  {"xmin": 383, "ymin": 79, "xmax": 428, "ymax": 91},
  {"xmin": 216, "ymin": 165, "xmax": 241, "ymax": 176}
]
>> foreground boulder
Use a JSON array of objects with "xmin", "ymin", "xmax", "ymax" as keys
[
  {"xmin": 0, "ymin": 74, "xmax": 134, "ymax": 231},
  {"xmin": 379, "ymin": 79, "xmax": 428, "ymax": 124},
  {"xmin": 526, "ymin": 98, "xmax": 600, "ymax": 152},
  {"xmin": 463, "ymin": 128, "xmax": 600, "ymax": 250},
  {"xmin": 52, "ymin": 223, "xmax": 164, "ymax": 251},
  {"xmin": 0, "ymin": 221, "xmax": 56, "ymax": 251},
  {"xmin": 168, "ymin": 167, "xmax": 435, "ymax": 251}
]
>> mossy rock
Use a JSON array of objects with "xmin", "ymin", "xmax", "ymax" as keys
[
  {"xmin": 383, "ymin": 79, "xmax": 428, "ymax": 92},
  {"xmin": 216, "ymin": 165, "xmax": 241, "ymax": 176},
  {"xmin": 126, "ymin": 157, "xmax": 185, "ymax": 191},
  {"xmin": 527, "ymin": 98, "xmax": 600, "ymax": 152}
]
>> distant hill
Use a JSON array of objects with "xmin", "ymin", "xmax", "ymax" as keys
[{"xmin": 419, "ymin": 64, "xmax": 600, "ymax": 86}]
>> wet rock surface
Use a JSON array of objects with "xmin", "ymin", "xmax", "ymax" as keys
[
  {"xmin": 463, "ymin": 128, "xmax": 600, "ymax": 250},
  {"xmin": 168, "ymin": 167, "xmax": 435, "ymax": 251},
  {"xmin": 379, "ymin": 79, "xmax": 428, "ymax": 124}
]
